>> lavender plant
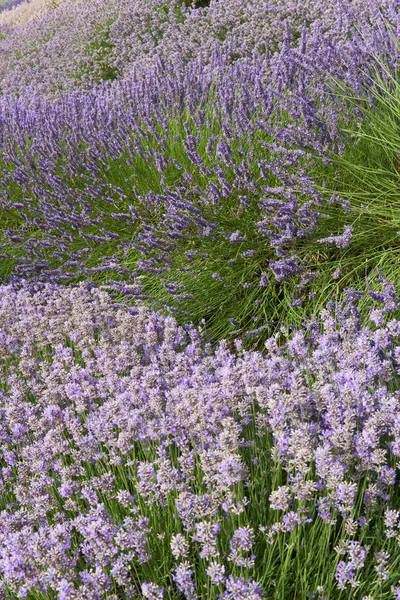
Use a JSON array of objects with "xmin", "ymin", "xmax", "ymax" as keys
[
  {"xmin": 0, "ymin": 5, "xmax": 399, "ymax": 353},
  {"xmin": 0, "ymin": 0, "xmax": 397, "ymax": 98},
  {"xmin": 0, "ymin": 0, "xmax": 24, "ymax": 12},
  {"xmin": 0, "ymin": 5, "xmax": 399, "ymax": 596},
  {"xmin": 302, "ymin": 49, "xmax": 400, "ymax": 327},
  {"xmin": 0, "ymin": 0, "xmax": 66, "ymax": 27},
  {"xmin": 0, "ymin": 278, "xmax": 398, "ymax": 598}
]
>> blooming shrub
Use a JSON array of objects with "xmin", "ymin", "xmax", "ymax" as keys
[
  {"xmin": 0, "ymin": 277, "xmax": 398, "ymax": 598},
  {"xmin": 0, "ymin": 0, "xmax": 398, "ymax": 98},
  {"xmin": 0, "ymin": 0, "xmax": 399, "ymax": 597},
  {"xmin": 0, "ymin": 0, "xmax": 24, "ymax": 14},
  {"xmin": 0, "ymin": 2, "xmax": 399, "ymax": 351},
  {"xmin": 0, "ymin": 0, "xmax": 68, "ymax": 27}
]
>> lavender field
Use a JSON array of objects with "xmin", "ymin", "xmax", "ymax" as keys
[{"xmin": 0, "ymin": 0, "xmax": 399, "ymax": 598}]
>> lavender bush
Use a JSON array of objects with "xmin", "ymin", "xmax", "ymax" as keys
[
  {"xmin": 0, "ymin": 0, "xmax": 24, "ymax": 12},
  {"xmin": 0, "ymin": 0, "xmax": 399, "ymax": 597},
  {"xmin": 307, "ymin": 54, "xmax": 400, "ymax": 315},
  {"xmin": 0, "ymin": 2, "xmax": 399, "ymax": 351},
  {"xmin": 0, "ymin": 0, "xmax": 66, "ymax": 27},
  {"xmin": 0, "ymin": 278, "xmax": 399, "ymax": 599},
  {"xmin": 0, "ymin": 0, "xmax": 397, "ymax": 98}
]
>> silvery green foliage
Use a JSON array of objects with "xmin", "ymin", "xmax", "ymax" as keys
[{"xmin": 0, "ymin": 279, "xmax": 398, "ymax": 596}]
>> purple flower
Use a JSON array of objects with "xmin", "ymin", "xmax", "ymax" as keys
[
  {"xmin": 141, "ymin": 582, "xmax": 164, "ymax": 600},
  {"xmin": 172, "ymin": 562, "xmax": 197, "ymax": 599},
  {"xmin": 223, "ymin": 575, "xmax": 264, "ymax": 599},
  {"xmin": 317, "ymin": 226, "xmax": 353, "ymax": 249},
  {"xmin": 229, "ymin": 527, "xmax": 255, "ymax": 554},
  {"xmin": 206, "ymin": 561, "xmax": 226, "ymax": 586}
]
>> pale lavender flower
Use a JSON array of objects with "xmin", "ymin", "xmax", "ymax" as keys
[
  {"xmin": 228, "ymin": 527, "xmax": 256, "ymax": 566},
  {"xmin": 258, "ymin": 272, "xmax": 269, "ymax": 287},
  {"xmin": 228, "ymin": 231, "xmax": 246, "ymax": 243},
  {"xmin": 223, "ymin": 575, "xmax": 264, "ymax": 599},
  {"xmin": 170, "ymin": 534, "xmax": 189, "ymax": 561},
  {"xmin": 335, "ymin": 561, "xmax": 359, "ymax": 591},
  {"xmin": 56, "ymin": 579, "xmax": 78, "ymax": 600},
  {"xmin": 369, "ymin": 308, "xmax": 385, "ymax": 326},
  {"xmin": 347, "ymin": 541, "xmax": 369, "ymax": 571},
  {"xmin": 384, "ymin": 508, "xmax": 399, "ymax": 537},
  {"xmin": 141, "ymin": 582, "xmax": 164, "ymax": 600},
  {"xmin": 281, "ymin": 511, "xmax": 305, "ymax": 532},
  {"xmin": 317, "ymin": 225, "xmax": 353, "ymax": 249},
  {"xmin": 172, "ymin": 561, "xmax": 197, "ymax": 599},
  {"xmin": 58, "ymin": 482, "xmax": 74, "ymax": 499},
  {"xmin": 206, "ymin": 561, "xmax": 226, "ymax": 585},
  {"xmin": 374, "ymin": 551, "xmax": 390, "ymax": 581},
  {"xmin": 192, "ymin": 521, "xmax": 220, "ymax": 560},
  {"xmin": 229, "ymin": 527, "xmax": 255, "ymax": 554},
  {"xmin": 116, "ymin": 490, "xmax": 135, "ymax": 507}
]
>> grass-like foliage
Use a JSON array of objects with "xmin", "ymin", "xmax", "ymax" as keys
[{"xmin": 132, "ymin": 57, "xmax": 400, "ymax": 351}]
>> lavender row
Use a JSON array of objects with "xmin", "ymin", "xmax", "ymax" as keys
[
  {"xmin": 0, "ymin": 276, "xmax": 399, "ymax": 598},
  {"xmin": 0, "ymin": 5, "xmax": 398, "ymax": 347},
  {"xmin": 0, "ymin": 0, "xmax": 397, "ymax": 98},
  {"xmin": 0, "ymin": 0, "xmax": 24, "ymax": 14}
]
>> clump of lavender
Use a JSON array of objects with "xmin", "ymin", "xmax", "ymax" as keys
[
  {"xmin": 0, "ymin": 1, "xmax": 399, "ymax": 600},
  {"xmin": 0, "ymin": 277, "xmax": 398, "ymax": 597},
  {"xmin": 306, "ymin": 50, "xmax": 400, "ymax": 332},
  {"xmin": 0, "ymin": 0, "xmax": 25, "ymax": 14},
  {"xmin": 0, "ymin": 6, "xmax": 399, "ymax": 354},
  {"xmin": 0, "ymin": 0, "xmax": 397, "ymax": 98}
]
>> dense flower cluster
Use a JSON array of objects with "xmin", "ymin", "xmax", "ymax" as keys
[
  {"xmin": 0, "ymin": 278, "xmax": 398, "ymax": 597},
  {"xmin": 0, "ymin": 0, "xmax": 398, "ymax": 346},
  {"xmin": 0, "ymin": 0, "xmax": 398, "ymax": 97},
  {"xmin": 0, "ymin": 0, "xmax": 399, "ymax": 597},
  {"xmin": 0, "ymin": 0, "xmax": 24, "ymax": 14},
  {"xmin": 0, "ymin": 0, "xmax": 65, "ymax": 26}
]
